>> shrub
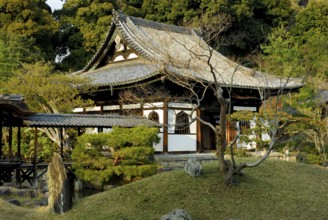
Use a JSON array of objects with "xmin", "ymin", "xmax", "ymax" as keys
[
  {"xmin": 113, "ymin": 146, "xmax": 155, "ymax": 165},
  {"xmin": 296, "ymin": 153, "xmax": 323, "ymax": 165},
  {"xmin": 107, "ymin": 126, "xmax": 160, "ymax": 148},
  {"xmin": 72, "ymin": 126, "xmax": 159, "ymax": 188},
  {"xmin": 225, "ymin": 146, "xmax": 251, "ymax": 157}
]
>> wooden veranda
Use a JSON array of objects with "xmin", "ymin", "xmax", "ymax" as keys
[{"xmin": 0, "ymin": 94, "xmax": 158, "ymax": 188}]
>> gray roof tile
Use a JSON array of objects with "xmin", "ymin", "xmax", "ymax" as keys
[
  {"xmin": 24, "ymin": 113, "xmax": 159, "ymax": 128},
  {"xmin": 86, "ymin": 60, "xmax": 162, "ymax": 87},
  {"xmin": 79, "ymin": 11, "xmax": 303, "ymax": 90}
]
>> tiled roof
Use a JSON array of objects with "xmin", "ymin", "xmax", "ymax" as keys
[
  {"xmin": 23, "ymin": 113, "xmax": 159, "ymax": 128},
  {"xmin": 86, "ymin": 60, "xmax": 163, "ymax": 87},
  {"xmin": 79, "ymin": 11, "xmax": 303, "ymax": 90}
]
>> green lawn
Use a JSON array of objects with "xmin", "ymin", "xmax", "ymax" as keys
[{"xmin": 1, "ymin": 158, "xmax": 328, "ymax": 219}]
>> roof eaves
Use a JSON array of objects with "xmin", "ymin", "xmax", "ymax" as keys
[
  {"xmin": 92, "ymin": 70, "xmax": 162, "ymax": 88},
  {"xmin": 82, "ymin": 21, "xmax": 117, "ymax": 73},
  {"xmin": 114, "ymin": 17, "xmax": 160, "ymax": 62}
]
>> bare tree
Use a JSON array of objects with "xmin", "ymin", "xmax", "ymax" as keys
[{"xmin": 119, "ymin": 14, "xmax": 302, "ymax": 185}]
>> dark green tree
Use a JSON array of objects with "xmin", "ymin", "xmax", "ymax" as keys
[
  {"xmin": 0, "ymin": 62, "xmax": 94, "ymax": 149},
  {"xmin": 0, "ymin": 0, "xmax": 59, "ymax": 62},
  {"xmin": 0, "ymin": 33, "xmax": 43, "ymax": 81},
  {"xmin": 261, "ymin": 1, "xmax": 328, "ymax": 166},
  {"xmin": 72, "ymin": 126, "xmax": 159, "ymax": 188},
  {"xmin": 54, "ymin": 0, "xmax": 115, "ymax": 71}
]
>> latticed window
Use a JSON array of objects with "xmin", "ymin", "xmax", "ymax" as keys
[
  {"xmin": 148, "ymin": 111, "xmax": 159, "ymax": 123},
  {"xmin": 175, "ymin": 111, "xmax": 190, "ymax": 134}
]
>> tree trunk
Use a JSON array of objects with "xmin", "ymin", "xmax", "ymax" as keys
[{"xmin": 216, "ymin": 99, "xmax": 228, "ymax": 173}]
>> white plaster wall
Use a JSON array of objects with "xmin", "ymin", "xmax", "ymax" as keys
[
  {"xmin": 168, "ymin": 134, "xmax": 197, "ymax": 151},
  {"xmin": 153, "ymin": 133, "xmax": 164, "ymax": 152}
]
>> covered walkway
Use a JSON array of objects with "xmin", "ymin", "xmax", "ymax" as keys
[{"xmin": 0, "ymin": 94, "xmax": 158, "ymax": 187}]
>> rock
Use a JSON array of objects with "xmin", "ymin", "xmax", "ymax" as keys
[
  {"xmin": 160, "ymin": 209, "xmax": 192, "ymax": 220},
  {"xmin": 0, "ymin": 187, "xmax": 10, "ymax": 196},
  {"xmin": 2, "ymin": 182, "xmax": 13, "ymax": 187},
  {"xmin": 47, "ymin": 153, "xmax": 72, "ymax": 214},
  {"xmin": 16, "ymin": 189, "xmax": 35, "ymax": 198},
  {"xmin": 39, "ymin": 180, "xmax": 48, "ymax": 193},
  {"xmin": 74, "ymin": 180, "xmax": 83, "ymax": 192},
  {"xmin": 103, "ymin": 184, "xmax": 117, "ymax": 191},
  {"xmin": 184, "ymin": 158, "xmax": 201, "ymax": 177},
  {"xmin": 5, "ymin": 198, "xmax": 20, "ymax": 206}
]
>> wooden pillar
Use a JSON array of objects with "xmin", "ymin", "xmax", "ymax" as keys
[
  {"xmin": 15, "ymin": 126, "xmax": 21, "ymax": 187},
  {"xmin": 163, "ymin": 100, "xmax": 168, "ymax": 153},
  {"xmin": 8, "ymin": 126, "xmax": 12, "ymax": 161},
  {"xmin": 17, "ymin": 127, "xmax": 21, "ymax": 161},
  {"xmin": 140, "ymin": 103, "xmax": 144, "ymax": 116},
  {"xmin": 196, "ymin": 108, "xmax": 202, "ymax": 152},
  {"xmin": 60, "ymin": 127, "xmax": 63, "ymax": 159},
  {"xmin": 226, "ymin": 121, "xmax": 230, "ymax": 144},
  {"xmin": 33, "ymin": 127, "xmax": 38, "ymax": 189},
  {"xmin": 77, "ymin": 127, "xmax": 82, "ymax": 136},
  {"xmin": 0, "ymin": 118, "xmax": 2, "ymax": 159}
]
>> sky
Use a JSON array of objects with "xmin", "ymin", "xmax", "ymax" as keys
[{"xmin": 46, "ymin": 0, "xmax": 65, "ymax": 11}]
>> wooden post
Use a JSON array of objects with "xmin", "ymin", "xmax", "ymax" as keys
[
  {"xmin": 16, "ymin": 126, "xmax": 22, "ymax": 187},
  {"xmin": 163, "ymin": 100, "xmax": 168, "ymax": 153},
  {"xmin": 33, "ymin": 127, "xmax": 38, "ymax": 189},
  {"xmin": 196, "ymin": 108, "xmax": 202, "ymax": 152},
  {"xmin": 17, "ymin": 127, "xmax": 21, "ymax": 161},
  {"xmin": 0, "ymin": 118, "xmax": 2, "ymax": 159},
  {"xmin": 8, "ymin": 126, "xmax": 12, "ymax": 161},
  {"xmin": 60, "ymin": 127, "xmax": 63, "ymax": 159}
]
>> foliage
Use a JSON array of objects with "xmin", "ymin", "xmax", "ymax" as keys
[
  {"xmin": 262, "ymin": 2, "xmax": 328, "ymax": 79},
  {"xmin": 285, "ymin": 115, "xmax": 328, "ymax": 162},
  {"xmin": 71, "ymin": 126, "xmax": 159, "ymax": 188},
  {"xmin": 1, "ymin": 127, "xmax": 56, "ymax": 162},
  {"xmin": 140, "ymin": 0, "xmax": 292, "ymax": 60},
  {"xmin": 107, "ymin": 126, "xmax": 160, "ymax": 148},
  {"xmin": 261, "ymin": 2, "xmax": 328, "ymax": 164},
  {"xmin": 0, "ymin": 32, "xmax": 43, "ymax": 82},
  {"xmin": 0, "ymin": 62, "xmax": 93, "ymax": 113},
  {"xmin": 229, "ymin": 110, "xmax": 279, "ymax": 151},
  {"xmin": 112, "ymin": 146, "xmax": 155, "ymax": 165},
  {"xmin": 0, "ymin": 0, "xmax": 59, "ymax": 62},
  {"xmin": 54, "ymin": 0, "xmax": 115, "ymax": 71},
  {"xmin": 0, "ymin": 62, "xmax": 94, "ymax": 149},
  {"xmin": 296, "ymin": 152, "xmax": 324, "ymax": 165},
  {"xmin": 48, "ymin": 0, "xmax": 296, "ymax": 70},
  {"xmin": 225, "ymin": 146, "xmax": 251, "ymax": 157}
]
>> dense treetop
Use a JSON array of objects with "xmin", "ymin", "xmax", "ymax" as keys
[{"xmin": 0, "ymin": 0, "xmax": 326, "ymax": 79}]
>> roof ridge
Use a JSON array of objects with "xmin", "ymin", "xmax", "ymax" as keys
[{"xmin": 114, "ymin": 11, "xmax": 196, "ymax": 35}]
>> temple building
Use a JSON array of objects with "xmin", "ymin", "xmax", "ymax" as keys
[{"xmin": 74, "ymin": 11, "xmax": 303, "ymax": 153}]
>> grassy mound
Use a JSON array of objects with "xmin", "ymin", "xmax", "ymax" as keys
[{"xmin": 1, "ymin": 159, "xmax": 328, "ymax": 219}]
